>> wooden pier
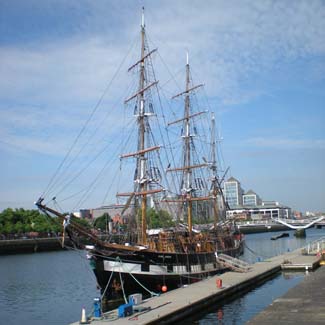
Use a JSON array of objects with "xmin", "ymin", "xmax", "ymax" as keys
[{"xmin": 70, "ymin": 248, "xmax": 321, "ymax": 325}]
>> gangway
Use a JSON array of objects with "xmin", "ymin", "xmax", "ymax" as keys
[{"xmin": 217, "ymin": 253, "xmax": 251, "ymax": 273}]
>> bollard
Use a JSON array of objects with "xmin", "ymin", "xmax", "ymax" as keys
[
  {"xmin": 216, "ymin": 278, "xmax": 222, "ymax": 288},
  {"xmin": 79, "ymin": 307, "xmax": 89, "ymax": 324}
]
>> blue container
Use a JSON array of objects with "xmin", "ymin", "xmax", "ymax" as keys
[
  {"xmin": 93, "ymin": 298, "xmax": 101, "ymax": 318},
  {"xmin": 118, "ymin": 303, "xmax": 133, "ymax": 317}
]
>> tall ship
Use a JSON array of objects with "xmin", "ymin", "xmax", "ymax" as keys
[{"xmin": 36, "ymin": 9, "xmax": 244, "ymax": 306}]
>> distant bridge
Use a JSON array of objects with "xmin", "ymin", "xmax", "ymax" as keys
[
  {"xmin": 236, "ymin": 217, "xmax": 325, "ymax": 228},
  {"xmin": 235, "ymin": 217, "xmax": 325, "ymax": 234},
  {"xmin": 272, "ymin": 216, "xmax": 325, "ymax": 229}
]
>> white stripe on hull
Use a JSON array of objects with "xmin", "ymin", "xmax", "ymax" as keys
[
  {"xmin": 104, "ymin": 260, "xmax": 141, "ymax": 273},
  {"xmin": 173, "ymin": 265, "xmax": 187, "ymax": 273},
  {"xmin": 103, "ymin": 260, "xmax": 220, "ymax": 276}
]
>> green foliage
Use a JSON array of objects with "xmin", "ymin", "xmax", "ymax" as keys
[
  {"xmin": 72, "ymin": 215, "xmax": 91, "ymax": 229},
  {"xmin": 146, "ymin": 208, "xmax": 175, "ymax": 229},
  {"xmin": 2, "ymin": 222, "xmax": 14, "ymax": 234},
  {"xmin": 14, "ymin": 221, "xmax": 25, "ymax": 233},
  {"xmin": 0, "ymin": 208, "xmax": 61, "ymax": 234},
  {"xmin": 93, "ymin": 213, "xmax": 111, "ymax": 231}
]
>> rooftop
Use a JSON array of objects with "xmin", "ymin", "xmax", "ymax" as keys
[
  {"xmin": 228, "ymin": 203, "xmax": 290, "ymax": 210},
  {"xmin": 244, "ymin": 189, "xmax": 257, "ymax": 195},
  {"xmin": 226, "ymin": 176, "xmax": 240, "ymax": 183}
]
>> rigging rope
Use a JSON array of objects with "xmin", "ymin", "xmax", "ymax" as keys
[
  {"xmin": 72, "ymin": 156, "xmax": 116, "ymax": 211},
  {"xmin": 55, "ymin": 139, "xmax": 115, "ymax": 198},
  {"xmin": 42, "ymin": 36, "xmax": 138, "ymax": 200}
]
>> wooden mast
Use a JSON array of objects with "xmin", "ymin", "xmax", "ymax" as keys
[
  {"xmin": 210, "ymin": 112, "xmax": 219, "ymax": 228},
  {"xmin": 121, "ymin": 8, "xmax": 159, "ymax": 245},
  {"xmin": 169, "ymin": 56, "xmax": 209, "ymax": 234},
  {"xmin": 139, "ymin": 7, "xmax": 147, "ymax": 245},
  {"xmin": 184, "ymin": 53, "xmax": 192, "ymax": 235}
]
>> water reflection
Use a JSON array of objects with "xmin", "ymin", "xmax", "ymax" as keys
[{"xmin": 182, "ymin": 227, "xmax": 324, "ymax": 324}]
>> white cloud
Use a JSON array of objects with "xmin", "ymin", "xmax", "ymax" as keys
[
  {"xmin": 1, "ymin": 1, "xmax": 325, "ymax": 158},
  {"xmin": 0, "ymin": 1, "xmax": 324, "ymax": 211},
  {"xmin": 0, "ymin": 37, "xmax": 137, "ymax": 156},
  {"xmin": 2, "ymin": 1, "xmax": 324, "ymax": 104},
  {"xmin": 0, "ymin": 37, "xmax": 135, "ymax": 104}
]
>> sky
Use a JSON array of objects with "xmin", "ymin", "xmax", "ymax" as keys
[{"xmin": 0, "ymin": 0, "xmax": 324, "ymax": 213}]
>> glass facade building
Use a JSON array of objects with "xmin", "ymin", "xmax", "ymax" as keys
[
  {"xmin": 223, "ymin": 177, "xmax": 291, "ymax": 219},
  {"xmin": 243, "ymin": 190, "xmax": 262, "ymax": 206},
  {"xmin": 243, "ymin": 195, "xmax": 256, "ymax": 205},
  {"xmin": 224, "ymin": 177, "xmax": 243, "ymax": 208}
]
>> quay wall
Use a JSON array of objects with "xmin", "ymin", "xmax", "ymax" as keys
[{"xmin": 0, "ymin": 238, "xmax": 69, "ymax": 254}]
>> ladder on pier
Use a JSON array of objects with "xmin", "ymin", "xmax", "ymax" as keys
[{"xmin": 217, "ymin": 253, "xmax": 251, "ymax": 273}]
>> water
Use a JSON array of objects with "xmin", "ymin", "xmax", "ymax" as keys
[
  {"xmin": 0, "ymin": 249, "xmax": 99, "ymax": 325},
  {"xmin": 0, "ymin": 228, "xmax": 324, "ymax": 325},
  {"xmin": 185, "ymin": 227, "xmax": 325, "ymax": 324},
  {"xmin": 242, "ymin": 227, "xmax": 324, "ymax": 264},
  {"xmin": 184, "ymin": 272, "xmax": 303, "ymax": 324}
]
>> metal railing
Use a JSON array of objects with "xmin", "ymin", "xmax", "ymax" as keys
[
  {"xmin": 217, "ymin": 253, "xmax": 251, "ymax": 272},
  {"xmin": 302, "ymin": 236, "xmax": 325, "ymax": 255}
]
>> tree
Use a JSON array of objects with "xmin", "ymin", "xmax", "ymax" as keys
[
  {"xmin": 93, "ymin": 213, "xmax": 111, "ymax": 231},
  {"xmin": 72, "ymin": 216, "xmax": 91, "ymax": 229},
  {"xmin": 0, "ymin": 208, "xmax": 14, "ymax": 224},
  {"xmin": 3, "ymin": 222, "xmax": 14, "ymax": 234},
  {"xmin": 147, "ymin": 208, "xmax": 175, "ymax": 229},
  {"xmin": 0, "ymin": 208, "xmax": 62, "ymax": 235},
  {"xmin": 14, "ymin": 221, "xmax": 25, "ymax": 233}
]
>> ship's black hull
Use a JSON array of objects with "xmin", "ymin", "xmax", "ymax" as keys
[{"xmin": 89, "ymin": 240, "xmax": 244, "ymax": 306}]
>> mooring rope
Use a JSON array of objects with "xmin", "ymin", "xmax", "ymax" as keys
[
  {"xmin": 118, "ymin": 269, "xmax": 128, "ymax": 304},
  {"xmin": 116, "ymin": 257, "xmax": 159, "ymax": 297},
  {"xmin": 101, "ymin": 267, "xmax": 115, "ymax": 301}
]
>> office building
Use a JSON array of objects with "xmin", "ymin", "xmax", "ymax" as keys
[
  {"xmin": 243, "ymin": 190, "xmax": 262, "ymax": 206},
  {"xmin": 226, "ymin": 202, "xmax": 291, "ymax": 220},
  {"xmin": 224, "ymin": 177, "xmax": 244, "ymax": 207}
]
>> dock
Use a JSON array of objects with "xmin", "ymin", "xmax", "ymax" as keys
[
  {"xmin": 0, "ymin": 237, "xmax": 67, "ymax": 254},
  {"xmin": 71, "ymin": 248, "xmax": 321, "ymax": 325},
  {"xmin": 247, "ymin": 265, "xmax": 325, "ymax": 324}
]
